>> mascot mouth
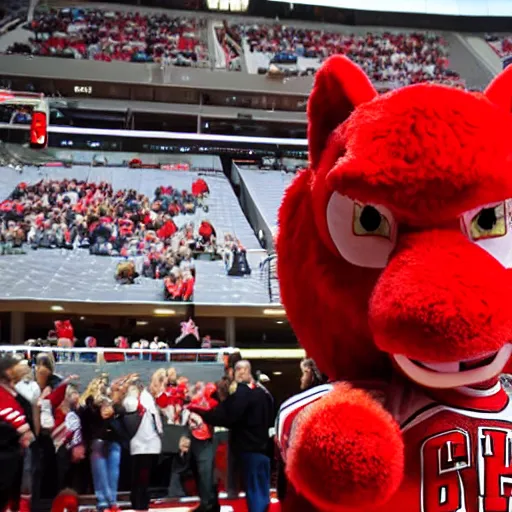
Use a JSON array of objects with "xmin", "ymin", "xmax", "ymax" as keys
[{"xmin": 392, "ymin": 344, "xmax": 512, "ymax": 389}]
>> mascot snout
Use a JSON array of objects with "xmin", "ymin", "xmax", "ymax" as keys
[{"xmin": 369, "ymin": 229, "xmax": 512, "ymax": 388}]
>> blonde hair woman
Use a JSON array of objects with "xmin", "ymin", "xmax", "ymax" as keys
[{"xmin": 80, "ymin": 377, "xmax": 106, "ymax": 407}]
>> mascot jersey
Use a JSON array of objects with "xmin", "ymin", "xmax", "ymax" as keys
[
  {"xmin": 276, "ymin": 378, "xmax": 512, "ymax": 512},
  {"xmin": 275, "ymin": 55, "xmax": 512, "ymax": 512}
]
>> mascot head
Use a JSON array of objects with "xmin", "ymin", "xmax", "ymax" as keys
[{"xmin": 277, "ymin": 56, "xmax": 512, "ymax": 389}]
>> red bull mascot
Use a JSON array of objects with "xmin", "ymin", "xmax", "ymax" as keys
[{"xmin": 275, "ymin": 55, "xmax": 512, "ymax": 512}]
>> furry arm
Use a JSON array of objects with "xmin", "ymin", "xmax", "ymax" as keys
[{"xmin": 283, "ymin": 384, "xmax": 403, "ymax": 511}]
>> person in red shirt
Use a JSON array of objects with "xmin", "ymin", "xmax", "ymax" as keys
[
  {"xmin": 0, "ymin": 355, "xmax": 35, "ymax": 512},
  {"xmin": 185, "ymin": 382, "xmax": 219, "ymax": 512}
]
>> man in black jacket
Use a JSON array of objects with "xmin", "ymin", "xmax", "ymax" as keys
[{"xmin": 191, "ymin": 360, "xmax": 274, "ymax": 512}]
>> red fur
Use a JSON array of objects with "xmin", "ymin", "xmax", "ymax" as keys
[
  {"xmin": 327, "ymin": 85, "xmax": 512, "ymax": 225},
  {"xmin": 484, "ymin": 64, "xmax": 512, "ymax": 112},
  {"xmin": 51, "ymin": 490, "xmax": 78, "ymax": 512},
  {"xmin": 277, "ymin": 170, "xmax": 388, "ymax": 382},
  {"xmin": 277, "ymin": 55, "xmax": 512, "ymax": 512},
  {"xmin": 307, "ymin": 55, "xmax": 377, "ymax": 168},
  {"xmin": 370, "ymin": 230, "xmax": 512, "ymax": 361},
  {"xmin": 287, "ymin": 384, "xmax": 403, "ymax": 511}
]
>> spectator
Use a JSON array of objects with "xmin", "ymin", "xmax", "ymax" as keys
[
  {"xmin": 35, "ymin": 353, "xmax": 62, "ymax": 391},
  {"xmin": 12, "ymin": 360, "xmax": 40, "ymax": 512},
  {"xmin": 86, "ymin": 395, "xmax": 126, "ymax": 512},
  {"xmin": 277, "ymin": 358, "xmax": 326, "ymax": 502},
  {"xmin": 224, "ymin": 351, "xmax": 242, "ymax": 499},
  {"xmin": 51, "ymin": 384, "xmax": 85, "ymax": 493},
  {"xmin": 299, "ymin": 358, "xmax": 326, "ymax": 391},
  {"xmin": 232, "ymin": 24, "xmax": 461, "ymax": 86},
  {"xmin": 186, "ymin": 382, "xmax": 220, "ymax": 512},
  {"xmin": 167, "ymin": 435, "xmax": 191, "ymax": 498},
  {"xmin": 192, "ymin": 361, "xmax": 274, "ymax": 512},
  {"xmin": 123, "ymin": 379, "xmax": 162, "ymax": 512},
  {"xmin": 8, "ymin": 9, "xmax": 209, "ymax": 67},
  {"xmin": 0, "ymin": 355, "xmax": 35, "ymax": 511},
  {"xmin": 0, "ymin": 178, "xmax": 222, "ymax": 301}
]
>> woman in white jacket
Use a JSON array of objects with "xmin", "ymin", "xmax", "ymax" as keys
[{"xmin": 123, "ymin": 380, "xmax": 162, "ymax": 512}]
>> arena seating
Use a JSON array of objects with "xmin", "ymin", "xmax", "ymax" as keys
[
  {"xmin": 6, "ymin": 8, "xmax": 209, "ymax": 65},
  {"xmin": 215, "ymin": 25, "xmax": 242, "ymax": 71},
  {"xmin": 0, "ymin": 165, "xmax": 266, "ymax": 304},
  {"xmin": 232, "ymin": 24, "xmax": 462, "ymax": 84},
  {"xmin": 485, "ymin": 34, "xmax": 512, "ymax": 57},
  {"xmin": 0, "ymin": 0, "xmax": 27, "ymax": 29}
]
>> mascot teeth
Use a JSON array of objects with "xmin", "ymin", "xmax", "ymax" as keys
[
  {"xmin": 417, "ymin": 361, "xmax": 460, "ymax": 372},
  {"xmin": 394, "ymin": 345, "xmax": 512, "ymax": 389},
  {"xmin": 416, "ymin": 354, "xmax": 498, "ymax": 373}
]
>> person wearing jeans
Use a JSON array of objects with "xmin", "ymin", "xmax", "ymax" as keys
[
  {"xmin": 191, "ymin": 361, "xmax": 274, "ymax": 512},
  {"xmin": 85, "ymin": 397, "xmax": 126, "ymax": 512},
  {"xmin": 90, "ymin": 439, "xmax": 121, "ymax": 512}
]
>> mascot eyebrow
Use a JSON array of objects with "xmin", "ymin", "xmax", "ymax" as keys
[{"xmin": 276, "ymin": 55, "xmax": 512, "ymax": 512}]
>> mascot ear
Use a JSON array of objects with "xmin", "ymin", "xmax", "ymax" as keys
[
  {"xmin": 484, "ymin": 66, "xmax": 512, "ymax": 112},
  {"xmin": 308, "ymin": 55, "xmax": 377, "ymax": 169}
]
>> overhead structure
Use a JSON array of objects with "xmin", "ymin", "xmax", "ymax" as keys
[{"xmin": 0, "ymin": 90, "xmax": 49, "ymax": 149}]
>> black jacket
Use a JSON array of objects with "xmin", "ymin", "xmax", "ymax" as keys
[
  {"xmin": 80, "ymin": 402, "xmax": 128, "ymax": 447},
  {"xmin": 199, "ymin": 383, "xmax": 274, "ymax": 455}
]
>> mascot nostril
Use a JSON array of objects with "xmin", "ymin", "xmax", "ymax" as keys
[{"xmin": 276, "ymin": 55, "xmax": 512, "ymax": 512}]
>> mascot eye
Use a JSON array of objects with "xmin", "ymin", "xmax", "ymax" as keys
[
  {"xmin": 327, "ymin": 192, "xmax": 396, "ymax": 269},
  {"xmin": 461, "ymin": 200, "xmax": 512, "ymax": 268},
  {"xmin": 354, "ymin": 204, "xmax": 391, "ymax": 239},
  {"xmin": 469, "ymin": 203, "xmax": 506, "ymax": 241}
]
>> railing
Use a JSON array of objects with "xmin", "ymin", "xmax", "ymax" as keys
[
  {"xmin": 0, "ymin": 345, "xmax": 236, "ymax": 364},
  {"xmin": 260, "ymin": 253, "xmax": 280, "ymax": 304}
]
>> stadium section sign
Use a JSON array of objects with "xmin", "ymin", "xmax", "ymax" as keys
[{"xmin": 268, "ymin": 0, "xmax": 512, "ymax": 16}]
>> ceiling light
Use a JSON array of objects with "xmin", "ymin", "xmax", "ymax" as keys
[
  {"xmin": 153, "ymin": 308, "xmax": 176, "ymax": 316},
  {"xmin": 51, "ymin": 305, "xmax": 64, "ymax": 312},
  {"xmin": 272, "ymin": 371, "xmax": 283, "ymax": 376},
  {"xmin": 276, "ymin": 320, "xmax": 284, "ymax": 324},
  {"xmin": 263, "ymin": 308, "xmax": 286, "ymax": 316},
  {"xmin": 80, "ymin": 316, "xmax": 85, "ymax": 321},
  {"xmin": 136, "ymin": 321, "xmax": 148, "ymax": 326}
]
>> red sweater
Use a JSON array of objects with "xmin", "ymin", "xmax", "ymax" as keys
[
  {"xmin": 47, "ymin": 385, "xmax": 82, "ymax": 451},
  {"xmin": 0, "ymin": 384, "xmax": 30, "ymax": 436}
]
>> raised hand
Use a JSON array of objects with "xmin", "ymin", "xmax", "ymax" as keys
[{"xmin": 63, "ymin": 374, "xmax": 79, "ymax": 384}]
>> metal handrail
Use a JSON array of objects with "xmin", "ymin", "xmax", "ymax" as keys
[
  {"xmin": 260, "ymin": 253, "xmax": 280, "ymax": 304},
  {"xmin": 0, "ymin": 345, "xmax": 237, "ymax": 364}
]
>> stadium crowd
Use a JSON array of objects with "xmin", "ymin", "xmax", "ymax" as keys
[
  {"xmin": 7, "ymin": 9, "xmax": 208, "ymax": 65},
  {"xmin": 215, "ymin": 26, "xmax": 242, "ymax": 71},
  {"xmin": 26, "ymin": 317, "xmax": 211, "ymax": 351},
  {"xmin": 485, "ymin": 33, "xmax": 512, "ymax": 57},
  {"xmin": 0, "ymin": 178, "xmax": 217, "ymax": 299},
  {"xmin": 234, "ymin": 24, "xmax": 461, "ymax": 84},
  {"xmin": 0, "ymin": 350, "xmax": 275, "ymax": 512}
]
